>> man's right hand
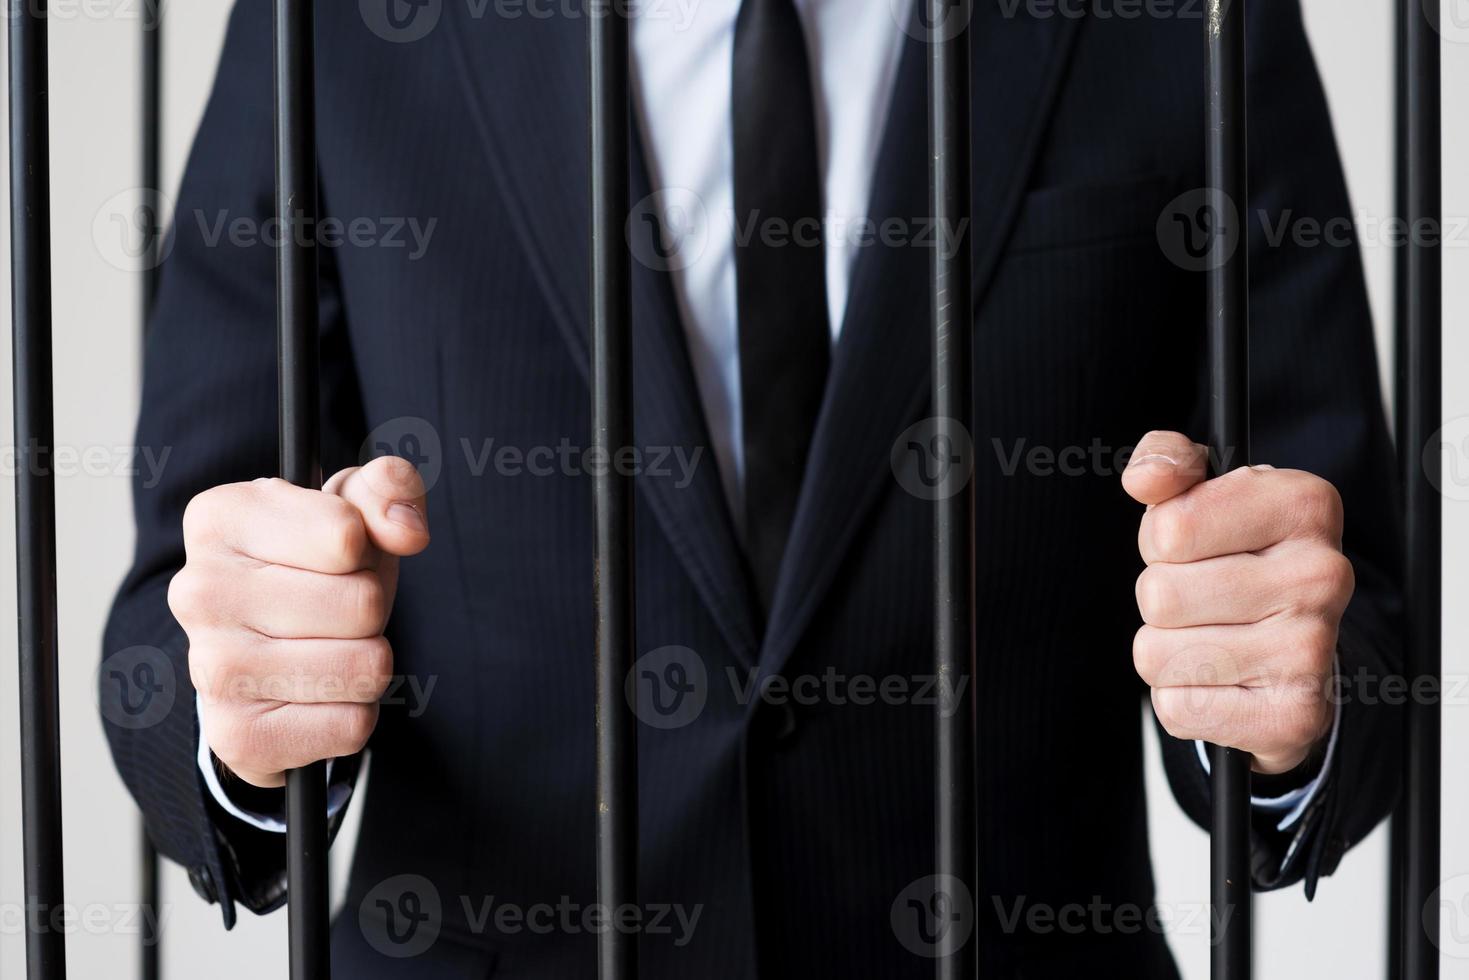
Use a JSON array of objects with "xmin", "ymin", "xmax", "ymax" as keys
[{"xmin": 169, "ymin": 456, "xmax": 430, "ymax": 788}]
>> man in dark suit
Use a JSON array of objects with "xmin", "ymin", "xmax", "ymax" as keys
[{"xmin": 103, "ymin": 0, "xmax": 1402, "ymax": 975}]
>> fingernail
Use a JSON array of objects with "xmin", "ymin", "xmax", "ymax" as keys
[
  {"xmin": 1128, "ymin": 453, "xmax": 1179, "ymax": 470},
  {"xmin": 388, "ymin": 502, "xmax": 426, "ymax": 533}
]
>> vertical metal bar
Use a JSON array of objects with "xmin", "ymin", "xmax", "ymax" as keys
[
  {"xmin": 1205, "ymin": 1, "xmax": 1251, "ymax": 977},
  {"xmin": 1392, "ymin": 0, "xmax": 1410, "ymax": 459},
  {"xmin": 928, "ymin": 1, "xmax": 976, "ymax": 978},
  {"xmin": 1387, "ymin": 0, "xmax": 1408, "ymax": 975},
  {"xmin": 142, "ymin": 0, "xmax": 161, "ymax": 320},
  {"xmin": 140, "ymin": 836, "xmax": 160, "ymax": 980},
  {"xmin": 1399, "ymin": 0, "xmax": 1442, "ymax": 974},
  {"xmin": 588, "ymin": 0, "xmax": 637, "ymax": 977},
  {"xmin": 8, "ymin": 1, "xmax": 67, "ymax": 977},
  {"xmin": 141, "ymin": 3, "xmax": 163, "ymax": 977},
  {"xmin": 273, "ymin": 1, "xmax": 331, "ymax": 977}
]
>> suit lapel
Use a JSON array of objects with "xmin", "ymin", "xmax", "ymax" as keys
[
  {"xmin": 757, "ymin": 4, "xmax": 1084, "ymax": 679},
  {"xmin": 444, "ymin": 6, "xmax": 764, "ymax": 666},
  {"xmin": 439, "ymin": 2, "xmax": 1081, "ymax": 674}
]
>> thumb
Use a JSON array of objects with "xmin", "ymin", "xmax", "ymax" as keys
[
  {"xmin": 323, "ymin": 455, "xmax": 431, "ymax": 558},
  {"xmin": 1121, "ymin": 431, "xmax": 1210, "ymax": 506}
]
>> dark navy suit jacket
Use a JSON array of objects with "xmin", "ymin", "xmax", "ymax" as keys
[{"xmin": 103, "ymin": 0, "xmax": 1404, "ymax": 976}]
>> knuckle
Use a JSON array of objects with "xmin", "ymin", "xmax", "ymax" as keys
[
  {"xmin": 1294, "ymin": 475, "xmax": 1344, "ymax": 537},
  {"xmin": 339, "ymin": 703, "xmax": 379, "ymax": 755},
  {"xmin": 1151, "ymin": 688, "xmax": 1190, "ymax": 737},
  {"xmin": 323, "ymin": 498, "xmax": 369, "ymax": 568},
  {"xmin": 349, "ymin": 573, "xmax": 389, "ymax": 634},
  {"xmin": 1147, "ymin": 506, "xmax": 1192, "ymax": 563},
  {"xmin": 1298, "ymin": 550, "xmax": 1354, "ymax": 611},
  {"xmin": 322, "ymin": 465, "xmax": 360, "ymax": 495},
  {"xmin": 167, "ymin": 567, "xmax": 210, "ymax": 626},
  {"xmin": 372, "ymin": 454, "xmax": 426, "ymax": 499},
  {"xmin": 1134, "ymin": 567, "xmax": 1178, "ymax": 625},
  {"xmin": 1323, "ymin": 551, "xmax": 1355, "ymax": 604},
  {"xmin": 204, "ymin": 712, "xmax": 256, "ymax": 772},
  {"xmin": 1132, "ymin": 626, "xmax": 1165, "ymax": 685},
  {"xmin": 181, "ymin": 487, "xmax": 233, "ymax": 550},
  {"xmin": 353, "ymin": 637, "xmax": 395, "ymax": 700}
]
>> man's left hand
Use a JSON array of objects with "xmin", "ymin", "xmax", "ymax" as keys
[{"xmin": 1123, "ymin": 430, "xmax": 1351, "ymax": 775}]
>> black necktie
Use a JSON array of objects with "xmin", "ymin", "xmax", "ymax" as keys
[{"xmin": 732, "ymin": 0, "xmax": 831, "ymax": 611}]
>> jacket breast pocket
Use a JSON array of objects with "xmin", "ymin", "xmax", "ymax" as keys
[
  {"xmin": 975, "ymin": 173, "xmax": 1199, "ymax": 443},
  {"xmin": 1003, "ymin": 175, "xmax": 1175, "ymax": 255}
]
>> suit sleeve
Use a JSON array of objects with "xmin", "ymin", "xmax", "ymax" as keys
[
  {"xmin": 1155, "ymin": 0, "xmax": 1405, "ymax": 897},
  {"xmin": 99, "ymin": 1, "xmax": 367, "ymax": 926}
]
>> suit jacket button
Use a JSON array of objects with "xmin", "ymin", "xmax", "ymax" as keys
[{"xmin": 188, "ymin": 865, "xmax": 218, "ymax": 903}]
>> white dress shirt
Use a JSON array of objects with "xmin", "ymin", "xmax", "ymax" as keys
[
  {"xmin": 202, "ymin": 0, "xmax": 1331, "ymax": 834},
  {"xmin": 631, "ymin": 0, "xmax": 906, "ymax": 517}
]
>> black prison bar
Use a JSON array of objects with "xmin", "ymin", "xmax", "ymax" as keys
[
  {"xmin": 142, "ymin": 0, "xmax": 161, "ymax": 315},
  {"xmin": 1205, "ymin": 2, "xmax": 1252, "ymax": 978},
  {"xmin": 9, "ymin": 0, "xmax": 67, "ymax": 977},
  {"xmin": 928, "ymin": 1, "xmax": 977, "ymax": 978},
  {"xmin": 141, "ymin": 3, "xmax": 163, "ymax": 978},
  {"xmin": 1397, "ymin": 0, "xmax": 1442, "ymax": 975},
  {"xmin": 588, "ymin": 0, "xmax": 638, "ymax": 977},
  {"xmin": 1386, "ymin": 0, "xmax": 1407, "ymax": 974},
  {"xmin": 273, "ymin": 0, "xmax": 332, "ymax": 977},
  {"xmin": 140, "ymin": 835, "xmax": 159, "ymax": 980}
]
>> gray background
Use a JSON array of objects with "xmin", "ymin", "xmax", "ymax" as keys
[{"xmin": 2, "ymin": 0, "xmax": 1467, "ymax": 976}]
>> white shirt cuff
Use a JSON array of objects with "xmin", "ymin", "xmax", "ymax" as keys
[{"xmin": 196, "ymin": 693, "xmax": 354, "ymax": 833}]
